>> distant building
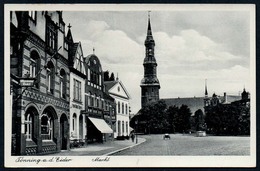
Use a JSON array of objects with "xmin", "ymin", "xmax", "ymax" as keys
[
  {"xmin": 163, "ymin": 85, "xmax": 241, "ymax": 116},
  {"xmin": 104, "ymin": 76, "xmax": 131, "ymax": 139},
  {"xmin": 204, "ymin": 88, "xmax": 250, "ymax": 135},
  {"xmin": 140, "ymin": 14, "xmax": 160, "ymax": 108}
]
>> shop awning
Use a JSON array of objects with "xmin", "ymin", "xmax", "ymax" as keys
[{"xmin": 88, "ymin": 117, "xmax": 113, "ymax": 133}]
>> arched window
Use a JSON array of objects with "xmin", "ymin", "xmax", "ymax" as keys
[
  {"xmin": 122, "ymin": 103, "xmax": 124, "ymax": 114},
  {"xmin": 25, "ymin": 113, "xmax": 33, "ymax": 140},
  {"xmin": 72, "ymin": 113, "xmax": 77, "ymax": 138},
  {"xmin": 46, "ymin": 61, "xmax": 55, "ymax": 94},
  {"xmin": 30, "ymin": 50, "xmax": 40, "ymax": 88},
  {"xmin": 118, "ymin": 101, "xmax": 120, "ymax": 113},
  {"xmin": 59, "ymin": 69, "xmax": 66, "ymax": 99},
  {"xmin": 125, "ymin": 104, "xmax": 128, "ymax": 114},
  {"xmin": 41, "ymin": 113, "xmax": 53, "ymax": 140}
]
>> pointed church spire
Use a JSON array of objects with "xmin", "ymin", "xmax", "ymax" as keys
[
  {"xmin": 205, "ymin": 79, "xmax": 208, "ymax": 97},
  {"xmin": 66, "ymin": 23, "xmax": 73, "ymax": 43},
  {"xmin": 145, "ymin": 11, "xmax": 154, "ymax": 45},
  {"xmin": 147, "ymin": 11, "xmax": 152, "ymax": 36}
]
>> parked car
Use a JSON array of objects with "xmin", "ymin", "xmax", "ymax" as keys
[{"xmin": 163, "ymin": 133, "xmax": 170, "ymax": 140}]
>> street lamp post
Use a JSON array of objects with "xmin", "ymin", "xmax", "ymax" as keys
[{"xmin": 135, "ymin": 120, "xmax": 138, "ymax": 144}]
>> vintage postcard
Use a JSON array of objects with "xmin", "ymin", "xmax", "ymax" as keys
[{"xmin": 4, "ymin": 4, "xmax": 256, "ymax": 167}]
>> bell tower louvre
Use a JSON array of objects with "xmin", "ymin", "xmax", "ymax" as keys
[{"xmin": 140, "ymin": 12, "xmax": 160, "ymax": 108}]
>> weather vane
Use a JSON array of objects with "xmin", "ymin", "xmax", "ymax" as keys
[{"xmin": 148, "ymin": 11, "xmax": 151, "ymax": 18}]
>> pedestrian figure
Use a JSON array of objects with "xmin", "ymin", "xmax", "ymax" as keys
[{"xmin": 131, "ymin": 133, "xmax": 135, "ymax": 142}]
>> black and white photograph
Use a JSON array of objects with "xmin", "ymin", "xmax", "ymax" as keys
[{"xmin": 5, "ymin": 4, "xmax": 256, "ymax": 167}]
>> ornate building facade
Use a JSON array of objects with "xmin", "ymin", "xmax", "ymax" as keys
[
  {"xmin": 10, "ymin": 11, "xmax": 119, "ymax": 155},
  {"xmin": 82, "ymin": 54, "xmax": 115, "ymax": 143},
  {"xmin": 10, "ymin": 11, "xmax": 70, "ymax": 155},
  {"xmin": 140, "ymin": 15, "xmax": 160, "ymax": 108}
]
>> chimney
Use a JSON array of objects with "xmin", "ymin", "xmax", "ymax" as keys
[{"xmin": 224, "ymin": 92, "xmax": 227, "ymax": 103}]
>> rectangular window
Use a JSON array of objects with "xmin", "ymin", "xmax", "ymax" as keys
[
  {"xmin": 73, "ymin": 79, "xmax": 82, "ymax": 101},
  {"xmin": 46, "ymin": 20, "xmax": 57, "ymax": 50},
  {"xmin": 88, "ymin": 95, "xmax": 91, "ymax": 106},
  {"xmin": 126, "ymin": 122, "xmax": 128, "ymax": 135},
  {"xmin": 122, "ymin": 121, "xmax": 124, "ymax": 134},
  {"xmin": 88, "ymin": 69, "xmax": 90, "ymax": 81},
  {"xmin": 79, "ymin": 81, "xmax": 81, "ymax": 101}
]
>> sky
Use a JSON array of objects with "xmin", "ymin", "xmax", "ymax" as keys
[{"xmin": 62, "ymin": 7, "xmax": 252, "ymax": 114}]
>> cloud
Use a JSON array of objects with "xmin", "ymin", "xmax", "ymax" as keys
[
  {"xmin": 64, "ymin": 16, "xmax": 250, "ymax": 114},
  {"xmin": 85, "ymin": 20, "xmax": 110, "ymax": 39}
]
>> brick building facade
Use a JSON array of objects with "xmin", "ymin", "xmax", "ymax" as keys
[{"xmin": 11, "ymin": 11, "xmax": 70, "ymax": 155}]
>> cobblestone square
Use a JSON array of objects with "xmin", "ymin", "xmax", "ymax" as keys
[{"xmin": 113, "ymin": 134, "xmax": 250, "ymax": 156}]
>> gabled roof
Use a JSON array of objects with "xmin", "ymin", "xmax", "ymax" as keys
[
  {"xmin": 104, "ymin": 81, "xmax": 117, "ymax": 90},
  {"xmin": 104, "ymin": 80, "xmax": 131, "ymax": 99}
]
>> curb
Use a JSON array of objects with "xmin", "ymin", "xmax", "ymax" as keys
[{"xmin": 102, "ymin": 138, "xmax": 147, "ymax": 156}]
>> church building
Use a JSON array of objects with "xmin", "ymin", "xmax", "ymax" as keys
[{"xmin": 140, "ymin": 14, "xmax": 160, "ymax": 108}]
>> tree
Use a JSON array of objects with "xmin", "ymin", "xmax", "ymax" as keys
[
  {"xmin": 131, "ymin": 100, "xmax": 193, "ymax": 134},
  {"xmin": 177, "ymin": 105, "xmax": 192, "ymax": 133},
  {"xmin": 166, "ymin": 105, "xmax": 179, "ymax": 133},
  {"xmin": 205, "ymin": 103, "xmax": 245, "ymax": 135},
  {"xmin": 131, "ymin": 100, "xmax": 170, "ymax": 134}
]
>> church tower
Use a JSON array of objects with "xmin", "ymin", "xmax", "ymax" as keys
[{"xmin": 140, "ymin": 12, "xmax": 160, "ymax": 108}]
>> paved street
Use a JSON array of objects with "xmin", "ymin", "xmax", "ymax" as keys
[
  {"xmin": 45, "ymin": 138, "xmax": 146, "ymax": 156},
  {"xmin": 112, "ymin": 134, "xmax": 250, "ymax": 156}
]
